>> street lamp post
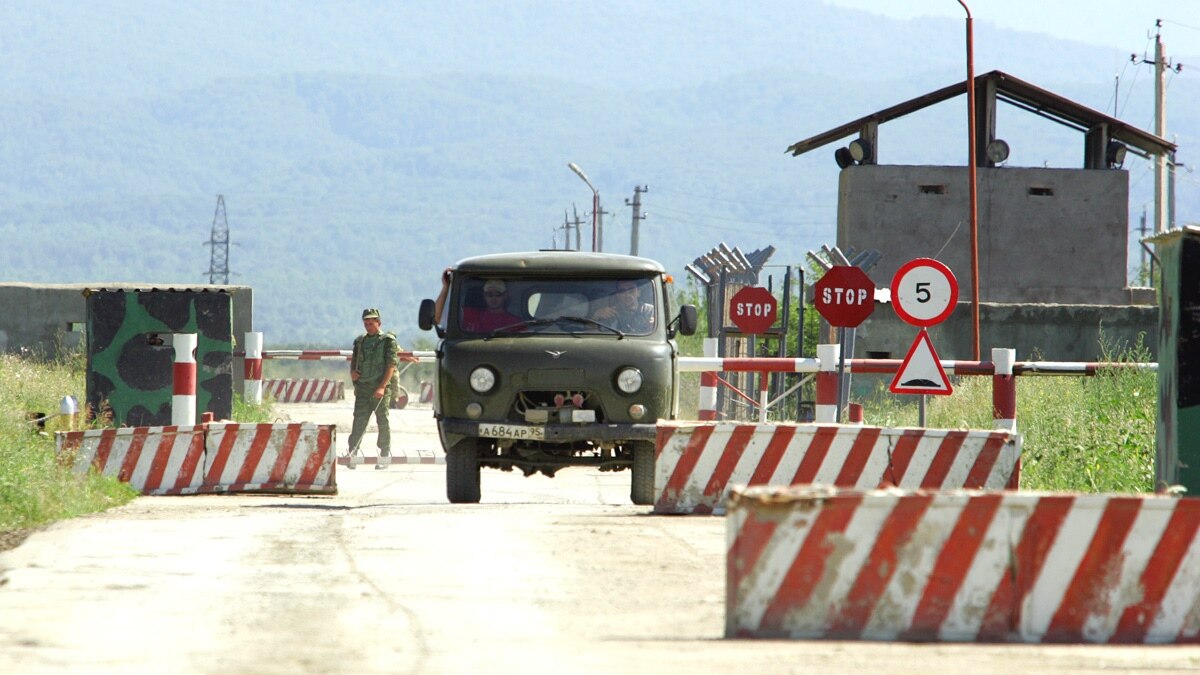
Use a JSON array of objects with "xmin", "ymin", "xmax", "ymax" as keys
[
  {"xmin": 957, "ymin": 0, "xmax": 981, "ymax": 361},
  {"xmin": 568, "ymin": 162, "xmax": 600, "ymax": 252}
]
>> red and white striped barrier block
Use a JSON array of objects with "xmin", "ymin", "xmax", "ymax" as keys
[
  {"xmin": 726, "ymin": 486, "xmax": 1200, "ymax": 643},
  {"xmin": 55, "ymin": 426, "xmax": 207, "ymax": 495},
  {"xmin": 204, "ymin": 422, "xmax": 336, "ymax": 494},
  {"xmin": 654, "ymin": 422, "xmax": 1020, "ymax": 514},
  {"xmin": 56, "ymin": 423, "xmax": 338, "ymax": 495},
  {"xmin": 263, "ymin": 378, "xmax": 345, "ymax": 403}
]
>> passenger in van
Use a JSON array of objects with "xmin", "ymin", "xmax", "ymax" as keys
[
  {"xmin": 462, "ymin": 279, "xmax": 521, "ymax": 332},
  {"xmin": 592, "ymin": 279, "xmax": 655, "ymax": 332}
]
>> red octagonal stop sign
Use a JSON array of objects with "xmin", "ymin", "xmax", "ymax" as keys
[
  {"xmin": 814, "ymin": 265, "xmax": 875, "ymax": 327},
  {"xmin": 729, "ymin": 286, "xmax": 777, "ymax": 334}
]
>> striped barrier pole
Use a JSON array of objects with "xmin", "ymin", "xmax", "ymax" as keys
[
  {"xmin": 244, "ymin": 331, "xmax": 264, "ymax": 405},
  {"xmin": 699, "ymin": 337, "xmax": 719, "ymax": 421},
  {"xmin": 992, "ymin": 347, "xmax": 1016, "ymax": 432},
  {"xmin": 815, "ymin": 343, "xmax": 839, "ymax": 423},
  {"xmin": 172, "ymin": 333, "xmax": 197, "ymax": 426}
]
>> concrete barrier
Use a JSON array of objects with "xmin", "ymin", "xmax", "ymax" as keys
[
  {"xmin": 56, "ymin": 422, "xmax": 337, "ymax": 495},
  {"xmin": 726, "ymin": 485, "xmax": 1200, "ymax": 644},
  {"xmin": 654, "ymin": 422, "xmax": 1020, "ymax": 514},
  {"xmin": 204, "ymin": 422, "xmax": 336, "ymax": 494},
  {"xmin": 56, "ymin": 426, "xmax": 206, "ymax": 495},
  {"xmin": 263, "ymin": 378, "xmax": 345, "ymax": 403}
]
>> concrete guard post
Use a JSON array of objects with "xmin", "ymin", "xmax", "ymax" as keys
[
  {"xmin": 726, "ymin": 485, "xmax": 1200, "ymax": 643},
  {"xmin": 653, "ymin": 422, "xmax": 1019, "ymax": 514}
]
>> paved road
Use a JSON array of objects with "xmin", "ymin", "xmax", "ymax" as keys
[{"xmin": 1, "ymin": 403, "xmax": 1197, "ymax": 674}]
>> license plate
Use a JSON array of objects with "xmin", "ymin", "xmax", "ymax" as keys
[{"xmin": 477, "ymin": 423, "xmax": 545, "ymax": 441}]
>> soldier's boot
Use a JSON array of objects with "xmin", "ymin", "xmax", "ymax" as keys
[{"xmin": 375, "ymin": 448, "xmax": 391, "ymax": 470}]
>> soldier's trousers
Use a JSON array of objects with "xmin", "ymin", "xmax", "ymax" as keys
[{"xmin": 347, "ymin": 384, "xmax": 391, "ymax": 453}]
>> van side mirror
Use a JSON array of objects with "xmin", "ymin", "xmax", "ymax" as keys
[
  {"xmin": 418, "ymin": 299, "xmax": 436, "ymax": 331},
  {"xmin": 677, "ymin": 304, "xmax": 698, "ymax": 336}
]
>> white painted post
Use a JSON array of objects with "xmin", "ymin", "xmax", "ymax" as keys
[
  {"xmin": 244, "ymin": 331, "xmax": 264, "ymax": 405},
  {"xmin": 816, "ymin": 343, "xmax": 840, "ymax": 423},
  {"xmin": 172, "ymin": 333, "xmax": 197, "ymax": 426},
  {"xmin": 699, "ymin": 337, "xmax": 719, "ymax": 420}
]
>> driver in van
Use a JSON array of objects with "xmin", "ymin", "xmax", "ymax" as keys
[{"xmin": 592, "ymin": 279, "xmax": 654, "ymax": 332}]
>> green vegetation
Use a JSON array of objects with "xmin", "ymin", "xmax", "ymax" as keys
[
  {"xmin": 0, "ymin": 352, "xmax": 277, "ymax": 537},
  {"xmin": 0, "ymin": 353, "xmax": 136, "ymax": 533},
  {"xmin": 861, "ymin": 337, "xmax": 1157, "ymax": 493}
]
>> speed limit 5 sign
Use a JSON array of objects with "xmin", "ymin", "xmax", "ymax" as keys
[{"xmin": 891, "ymin": 258, "xmax": 958, "ymax": 327}]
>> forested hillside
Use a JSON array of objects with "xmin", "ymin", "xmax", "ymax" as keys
[{"xmin": 0, "ymin": 2, "xmax": 1195, "ymax": 346}]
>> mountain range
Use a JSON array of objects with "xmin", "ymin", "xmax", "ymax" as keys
[{"xmin": 0, "ymin": 1, "xmax": 1195, "ymax": 347}]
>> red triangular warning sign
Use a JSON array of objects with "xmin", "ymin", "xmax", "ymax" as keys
[{"xmin": 889, "ymin": 329, "xmax": 953, "ymax": 395}]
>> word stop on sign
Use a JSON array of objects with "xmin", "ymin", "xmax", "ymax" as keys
[{"xmin": 820, "ymin": 287, "xmax": 870, "ymax": 305}]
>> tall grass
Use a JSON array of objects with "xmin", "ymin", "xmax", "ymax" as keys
[
  {"xmin": 1, "ymin": 352, "xmax": 279, "ymax": 535},
  {"xmin": 0, "ymin": 352, "xmax": 136, "ymax": 532},
  {"xmin": 862, "ymin": 338, "xmax": 1157, "ymax": 493}
]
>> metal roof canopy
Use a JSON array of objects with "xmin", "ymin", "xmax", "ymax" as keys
[{"xmin": 785, "ymin": 70, "xmax": 1176, "ymax": 168}]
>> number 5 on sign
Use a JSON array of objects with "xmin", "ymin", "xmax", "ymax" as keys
[{"xmin": 891, "ymin": 258, "xmax": 959, "ymax": 327}]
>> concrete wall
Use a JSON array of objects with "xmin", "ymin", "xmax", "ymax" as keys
[
  {"xmin": 0, "ymin": 283, "xmax": 253, "ymax": 387},
  {"xmin": 837, "ymin": 165, "xmax": 1151, "ymax": 306},
  {"xmin": 851, "ymin": 301, "xmax": 1158, "ymax": 363}
]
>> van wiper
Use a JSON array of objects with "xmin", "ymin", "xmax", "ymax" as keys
[
  {"xmin": 485, "ymin": 318, "xmax": 552, "ymax": 339},
  {"xmin": 485, "ymin": 316, "xmax": 625, "ymax": 340},
  {"xmin": 558, "ymin": 316, "xmax": 625, "ymax": 338}
]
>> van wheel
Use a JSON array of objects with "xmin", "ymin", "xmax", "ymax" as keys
[
  {"xmin": 446, "ymin": 440, "xmax": 482, "ymax": 504},
  {"xmin": 630, "ymin": 442, "xmax": 655, "ymax": 506}
]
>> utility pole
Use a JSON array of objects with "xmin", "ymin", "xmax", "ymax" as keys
[
  {"xmin": 1133, "ymin": 20, "xmax": 1183, "ymax": 234},
  {"xmin": 561, "ymin": 210, "xmax": 573, "ymax": 250},
  {"xmin": 572, "ymin": 205, "xmax": 583, "ymax": 251},
  {"xmin": 204, "ymin": 195, "xmax": 231, "ymax": 284},
  {"xmin": 625, "ymin": 185, "xmax": 647, "ymax": 256}
]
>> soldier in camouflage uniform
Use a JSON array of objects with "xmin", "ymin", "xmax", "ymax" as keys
[{"xmin": 348, "ymin": 308, "xmax": 398, "ymax": 463}]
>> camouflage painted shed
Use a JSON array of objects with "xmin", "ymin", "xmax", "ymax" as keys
[{"xmin": 85, "ymin": 288, "xmax": 233, "ymax": 426}]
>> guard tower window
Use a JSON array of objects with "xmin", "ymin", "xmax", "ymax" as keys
[
  {"xmin": 918, "ymin": 184, "xmax": 947, "ymax": 195},
  {"xmin": 1028, "ymin": 187, "xmax": 1055, "ymax": 197}
]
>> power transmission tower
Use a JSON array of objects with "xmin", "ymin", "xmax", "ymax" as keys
[
  {"xmin": 1132, "ymin": 20, "xmax": 1184, "ymax": 233},
  {"xmin": 204, "ymin": 195, "xmax": 231, "ymax": 284},
  {"xmin": 625, "ymin": 185, "xmax": 647, "ymax": 256}
]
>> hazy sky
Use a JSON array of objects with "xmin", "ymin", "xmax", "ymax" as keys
[{"xmin": 824, "ymin": 0, "xmax": 1199, "ymax": 55}]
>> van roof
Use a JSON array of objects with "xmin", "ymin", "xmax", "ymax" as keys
[{"xmin": 454, "ymin": 251, "xmax": 665, "ymax": 276}]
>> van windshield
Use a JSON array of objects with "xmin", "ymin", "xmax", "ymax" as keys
[{"xmin": 456, "ymin": 277, "xmax": 659, "ymax": 336}]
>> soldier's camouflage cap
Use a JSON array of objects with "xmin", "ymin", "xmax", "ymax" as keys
[{"xmin": 362, "ymin": 308, "xmax": 381, "ymax": 320}]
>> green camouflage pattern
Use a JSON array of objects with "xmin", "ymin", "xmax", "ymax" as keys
[{"xmin": 86, "ymin": 290, "xmax": 233, "ymax": 426}]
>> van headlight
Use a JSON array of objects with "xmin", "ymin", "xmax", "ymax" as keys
[
  {"xmin": 616, "ymin": 367, "xmax": 643, "ymax": 394},
  {"xmin": 469, "ymin": 367, "xmax": 497, "ymax": 393}
]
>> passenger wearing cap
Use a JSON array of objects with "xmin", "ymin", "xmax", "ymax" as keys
[
  {"xmin": 348, "ymin": 308, "xmax": 398, "ymax": 462},
  {"xmin": 461, "ymin": 279, "xmax": 520, "ymax": 333}
]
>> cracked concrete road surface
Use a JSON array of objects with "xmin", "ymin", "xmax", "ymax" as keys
[{"xmin": 1, "ymin": 402, "xmax": 1197, "ymax": 674}]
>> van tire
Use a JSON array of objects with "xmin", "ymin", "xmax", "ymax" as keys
[
  {"xmin": 446, "ymin": 440, "xmax": 482, "ymax": 503},
  {"xmin": 630, "ymin": 442, "xmax": 655, "ymax": 505}
]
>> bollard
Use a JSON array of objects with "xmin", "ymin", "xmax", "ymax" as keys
[
  {"xmin": 172, "ymin": 333, "xmax": 197, "ymax": 426},
  {"xmin": 244, "ymin": 331, "xmax": 264, "ymax": 405},
  {"xmin": 815, "ymin": 343, "xmax": 840, "ymax": 423},
  {"xmin": 698, "ymin": 337, "xmax": 719, "ymax": 421},
  {"xmin": 847, "ymin": 402, "xmax": 864, "ymax": 424},
  {"xmin": 991, "ymin": 348, "xmax": 1016, "ymax": 433}
]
